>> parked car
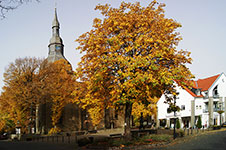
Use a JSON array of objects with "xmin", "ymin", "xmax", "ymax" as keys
[{"xmin": 221, "ymin": 122, "xmax": 226, "ymax": 127}]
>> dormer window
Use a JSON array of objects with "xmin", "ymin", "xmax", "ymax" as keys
[
  {"xmin": 213, "ymin": 85, "xmax": 219, "ymax": 98},
  {"xmin": 196, "ymin": 89, "xmax": 201, "ymax": 96},
  {"xmin": 191, "ymin": 88, "xmax": 201, "ymax": 96}
]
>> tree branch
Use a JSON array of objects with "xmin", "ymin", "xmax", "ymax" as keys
[{"xmin": 0, "ymin": 0, "xmax": 40, "ymax": 19}]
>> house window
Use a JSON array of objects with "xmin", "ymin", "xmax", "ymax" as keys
[
  {"xmin": 204, "ymin": 91, "xmax": 208, "ymax": 98},
  {"xmin": 181, "ymin": 105, "xmax": 185, "ymax": 110},
  {"xmin": 196, "ymin": 105, "xmax": 198, "ymax": 109},
  {"xmin": 199, "ymin": 105, "xmax": 202, "ymax": 109},
  {"xmin": 213, "ymin": 85, "xmax": 219, "ymax": 97}
]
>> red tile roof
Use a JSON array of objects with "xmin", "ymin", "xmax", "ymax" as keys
[
  {"xmin": 178, "ymin": 74, "xmax": 220, "ymax": 98},
  {"xmin": 194, "ymin": 74, "xmax": 220, "ymax": 91}
]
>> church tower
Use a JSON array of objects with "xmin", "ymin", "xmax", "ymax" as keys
[{"xmin": 47, "ymin": 8, "xmax": 66, "ymax": 62}]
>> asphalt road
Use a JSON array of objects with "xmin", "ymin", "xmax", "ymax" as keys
[
  {"xmin": 164, "ymin": 130, "xmax": 226, "ymax": 150},
  {"xmin": 0, "ymin": 140, "xmax": 77, "ymax": 150},
  {"xmin": 1, "ymin": 130, "xmax": 226, "ymax": 150}
]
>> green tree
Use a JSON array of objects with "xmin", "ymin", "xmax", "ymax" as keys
[
  {"xmin": 75, "ymin": 1, "xmax": 194, "ymax": 139},
  {"xmin": 176, "ymin": 119, "xmax": 180, "ymax": 129},
  {"xmin": 196, "ymin": 116, "xmax": 202, "ymax": 129}
]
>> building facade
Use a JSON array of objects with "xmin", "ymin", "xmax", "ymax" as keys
[{"xmin": 157, "ymin": 73, "xmax": 226, "ymax": 129}]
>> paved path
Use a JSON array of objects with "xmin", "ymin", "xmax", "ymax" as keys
[
  {"xmin": 0, "ymin": 140, "xmax": 77, "ymax": 150},
  {"xmin": 163, "ymin": 130, "xmax": 226, "ymax": 150}
]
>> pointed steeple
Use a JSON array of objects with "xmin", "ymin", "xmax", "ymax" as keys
[
  {"xmin": 47, "ymin": 8, "xmax": 66, "ymax": 63},
  {"xmin": 52, "ymin": 8, "xmax": 60, "ymax": 28}
]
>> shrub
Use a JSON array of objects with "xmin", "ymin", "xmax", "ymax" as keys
[
  {"xmin": 48, "ymin": 127, "xmax": 61, "ymax": 135},
  {"xmin": 110, "ymin": 139, "xmax": 133, "ymax": 146},
  {"xmin": 140, "ymin": 134, "xmax": 172, "ymax": 142},
  {"xmin": 196, "ymin": 116, "xmax": 202, "ymax": 129},
  {"xmin": 213, "ymin": 125, "xmax": 221, "ymax": 130},
  {"xmin": 176, "ymin": 119, "xmax": 180, "ymax": 129},
  {"xmin": 177, "ymin": 129, "xmax": 184, "ymax": 137}
]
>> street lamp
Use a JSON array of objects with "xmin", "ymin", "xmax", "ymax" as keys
[
  {"xmin": 217, "ymin": 101, "xmax": 224, "ymax": 126},
  {"xmin": 173, "ymin": 95, "xmax": 176, "ymax": 139},
  {"xmin": 166, "ymin": 92, "xmax": 179, "ymax": 139},
  {"xmin": 16, "ymin": 121, "xmax": 21, "ymax": 140},
  {"xmin": 172, "ymin": 92, "xmax": 180, "ymax": 139}
]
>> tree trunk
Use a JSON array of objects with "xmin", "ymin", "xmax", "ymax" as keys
[
  {"xmin": 104, "ymin": 108, "xmax": 110, "ymax": 129},
  {"xmin": 124, "ymin": 102, "xmax": 132, "ymax": 139}
]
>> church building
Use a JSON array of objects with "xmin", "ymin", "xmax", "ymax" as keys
[{"xmin": 38, "ymin": 9, "xmax": 125, "ymax": 134}]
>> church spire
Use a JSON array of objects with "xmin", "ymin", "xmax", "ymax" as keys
[
  {"xmin": 52, "ymin": 8, "xmax": 59, "ymax": 28},
  {"xmin": 47, "ymin": 8, "xmax": 66, "ymax": 63}
]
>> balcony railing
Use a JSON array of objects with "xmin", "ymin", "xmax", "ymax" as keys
[
  {"xmin": 204, "ymin": 95, "xmax": 209, "ymax": 99},
  {"xmin": 203, "ymin": 108, "xmax": 224, "ymax": 113},
  {"xmin": 214, "ymin": 108, "xmax": 221, "ymax": 112},
  {"xmin": 213, "ymin": 94, "xmax": 220, "ymax": 99},
  {"xmin": 203, "ymin": 109, "xmax": 208, "ymax": 113}
]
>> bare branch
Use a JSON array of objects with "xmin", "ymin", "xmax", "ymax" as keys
[{"xmin": 0, "ymin": 0, "xmax": 40, "ymax": 19}]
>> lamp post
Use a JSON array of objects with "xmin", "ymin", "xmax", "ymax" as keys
[
  {"xmin": 217, "ymin": 101, "xmax": 224, "ymax": 126},
  {"xmin": 173, "ymin": 95, "xmax": 176, "ymax": 139},
  {"xmin": 16, "ymin": 121, "xmax": 21, "ymax": 140},
  {"xmin": 172, "ymin": 92, "xmax": 179, "ymax": 139}
]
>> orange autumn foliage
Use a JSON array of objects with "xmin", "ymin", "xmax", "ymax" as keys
[
  {"xmin": 75, "ymin": 1, "xmax": 194, "ymax": 134},
  {"xmin": 0, "ymin": 58, "xmax": 75, "ymax": 133},
  {"xmin": 38, "ymin": 59, "xmax": 75, "ymax": 133},
  {"xmin": 0, "ymin": 57, "xmax": 44, "ymax": 132}
]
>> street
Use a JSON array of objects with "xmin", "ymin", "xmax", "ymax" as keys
[
  {"xmin": 164, "ymin": 130, "xmax": 226, "ymax": 150},
  {"xmin": 1, "ymin": 130, "xmax": 226, "ymax": 150},
  {"xmin": 0, "ymin": 140, "xmax": 77, "ymax": 150}
]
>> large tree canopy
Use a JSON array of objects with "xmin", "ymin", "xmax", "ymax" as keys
[
  {"xmin": 75, "ymin": 1, "xmax": 194, "ymax": 138},
  {"xmin": 0, "ymin": 58, "xmax": 75, "ymax": 133},
  {"xmin": 0, "ymin": 57, "xmax": 44, "ymax": 133},
  {"xmin": 39, "ymin": 59, "xmax": 75, "ymax": 134}
]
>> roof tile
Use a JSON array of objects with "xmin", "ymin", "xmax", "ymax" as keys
[{"xmin": 195, "ymin": 74, "xmax": 220, "ymax": 91}]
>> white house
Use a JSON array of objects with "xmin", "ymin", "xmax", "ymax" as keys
[{"xmin": 157, "ymin": 73, "xmax": 226, "ymax": 129}]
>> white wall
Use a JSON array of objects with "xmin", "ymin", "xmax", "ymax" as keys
[
  {"xmin": 157, "ymin": 73, "xmax": 226, "ymax": 128},
  {"xmin": 157, "ymin": 83, "xmax": 194, "ymax": 120},
  {"xmin": 209, "ymin": 73, "xmax": 226, "ymax": 97},
  {"xmin": 194, "ymin": 98, "xmax": 204, "ymax": 116}
]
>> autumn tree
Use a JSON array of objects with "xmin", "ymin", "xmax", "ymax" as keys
[
  {"xmin": 0, "ymin": 57, "xmax": 75, "ymax": 134},
  {"xmin": 38, "ymin": 59, "xmax": 75, "ymax": 134},
  {"xmin": 0, "ymin": 0, "xmax": 40, "ymax": 19},
  {"xmin": 0, "ymin": 57, "xmax": 44, "ymax": 133},
  {"xmin": 0, "ymin": 96, "xmax": 13, "ymax": 132},
  {"xmin": 75, "ymin": 1, "xmax": 193, "ymax": 138}
]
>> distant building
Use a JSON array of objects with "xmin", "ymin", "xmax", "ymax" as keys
[{"xmin": 157, "ymin": 73, "xmax": 226, "ymax": 129}]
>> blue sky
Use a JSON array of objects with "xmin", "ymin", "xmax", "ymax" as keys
[{"xmin": 1, "ymin": 0, "xmax": 226, "ymax": 90}]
